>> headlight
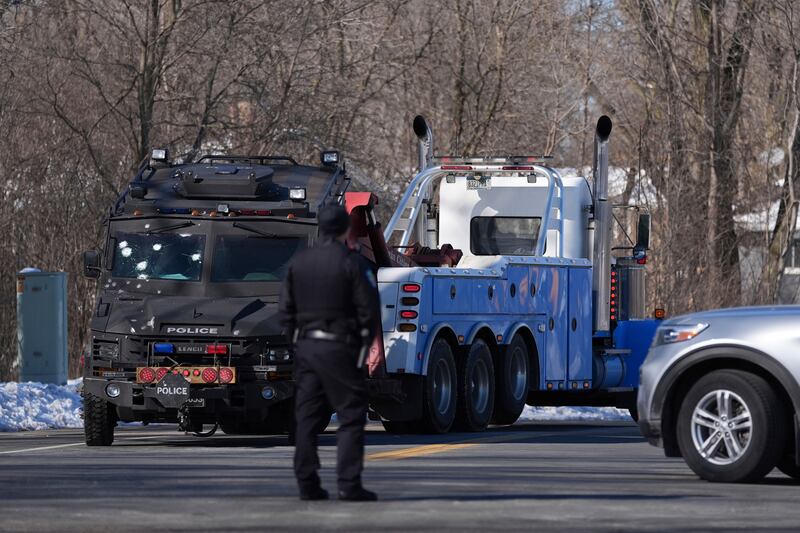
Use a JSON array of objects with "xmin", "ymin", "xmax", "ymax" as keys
[
  {"xmin": 267, "ymin": 348, "xmax": 292, "ymax": 362},
  {"xmin": 658, "ymin": 323, "xmax": 709, "ymax": 345}
]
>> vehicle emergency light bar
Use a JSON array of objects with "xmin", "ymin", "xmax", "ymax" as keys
[{"xmin": 435, "ymin": 155, "xmax": 553, "ymax": 164}]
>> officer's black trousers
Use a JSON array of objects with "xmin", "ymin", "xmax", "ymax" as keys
[{"xmin": 293, "ymin": 339, "xmax": 367, "ymax": 492}]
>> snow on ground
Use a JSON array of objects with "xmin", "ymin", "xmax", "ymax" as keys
[
  {"xmin": 0, "ymin": 379, "xmax": 631, "ymax": 431},
  {"xmin": 519, "ymin": 405, "xmax": 632, "ymax": 422},
  {"xmin": 0, "ymin": 378, "xmax": 83, "ymax": 431}
]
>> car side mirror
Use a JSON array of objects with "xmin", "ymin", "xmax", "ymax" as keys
[
  {"xmin": 83, "ymin": 250, "xmax": 102, "ymax": 279},
  {"xmin": 636, "ymin": 213, "xmax": 651, "ymax": 250}
]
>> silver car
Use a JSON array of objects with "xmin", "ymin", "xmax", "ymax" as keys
[{"xmin": 638, "ymin": 306, "xmax": 800, "ymax": 482}]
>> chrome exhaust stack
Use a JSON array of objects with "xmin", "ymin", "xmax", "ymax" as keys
[
  {"xmin": 592, "ymin": 116, "xmax": 613, "ymax": 333},
  {"xmin": 413, "ymin": 115, "xmax": 434, "ymax": 172}
]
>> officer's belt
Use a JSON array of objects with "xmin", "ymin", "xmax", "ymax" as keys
[{"xmin": 302, "ymin": 329, "xmax": 359, "ymax": 345}]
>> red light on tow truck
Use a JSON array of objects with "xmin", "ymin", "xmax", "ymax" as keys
[
  {"xmin": 440, "ymin": 165, "xmax": 472, "ymax": 171},
  {"xmin": 402, "ymin": 283, "xmax": 421, "ymax": 293},
  {"xmin": 155, "ymin": 368, "xmax": 169, "ymax": 380},
  {"xmin": 399, "ymin": 310, "xmax": 418, "ymax": 319}
]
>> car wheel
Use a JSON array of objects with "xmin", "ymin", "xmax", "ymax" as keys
[
  {"xmin": 676, "ymin": 369, "xmax": 785, "ymax": 483},
  {"xmin": 84, "ymin": 393, "xmax": 116, "ymax": 446},
  {"xmin": 491, "ymin": 334, "xmax": 529, "ymax": 425},
  {"xmin": 418, "ymin": 338, "xmax": 458, "ymax": 433},
  {"xmin": 454, "ymin": 339, "xmax": 495, "ymax": 432}
]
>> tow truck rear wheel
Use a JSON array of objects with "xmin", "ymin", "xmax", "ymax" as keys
[
  {"xmin": 83, "ymin": 393, "xmax": 116, "ymax": 446},
  {"xmin": 455, "ymin": 339, "xmax": 495, "ymax": 432},
  {"xmin": 418, "ymin": 338, "xmax": 458, "ymax": 434},
  {"xmin": 491, "ymin": 334, "xmax": 529, "ymax": 425}
]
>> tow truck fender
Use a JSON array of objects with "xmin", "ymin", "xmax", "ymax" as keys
[{"xmin": 421, "ymin": 322, "xmax": 457, "ymax": 375}]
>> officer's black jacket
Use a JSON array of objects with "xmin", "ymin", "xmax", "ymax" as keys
[{"xmin": 279, "ymin": 239, "xmax": 380, "ymax": 342}]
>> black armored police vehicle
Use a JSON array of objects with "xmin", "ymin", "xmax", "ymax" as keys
[{"xmin": 81, "ymin": 148, "xmax": 349, "ymax": 445}]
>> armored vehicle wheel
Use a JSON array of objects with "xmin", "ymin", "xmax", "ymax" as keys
[
  {"xmin": 455, "ymin": 339, "xmax": 495, "ymax": 432},
  {"xmin": 418, "ymin": 338, "xmax": 457, "ymax": 434},
  {"xmin": 84, "ymin": 393, "xmax": 116, "ymax": 446},
  {"xmin": 676, "ymin": 370, "xmax": 785, "ymax": 483},
  {"xmin": 491, "ymin": 334, "xmax": 529, "ymax": 425}
]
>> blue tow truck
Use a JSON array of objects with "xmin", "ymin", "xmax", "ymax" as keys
[{"xmin": 353, "ymin": 116, "xmax": 660, "ymax": 433}]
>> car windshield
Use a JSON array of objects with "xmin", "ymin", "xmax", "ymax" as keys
[
  {"xmin": 211, "ymin": 235, "xmax": 305, "ymax": 282},
  {"xmin": 470, "ymin": 216, "xmax": 541, "ymax": 255},
  {"xmin": 112, "ymin": 232, "xmax": 205, "ymax": 281}
]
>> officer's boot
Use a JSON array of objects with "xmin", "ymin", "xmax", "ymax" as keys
[{"xmin": 338, "ymin": 486, "xmax": 378, "ymax": 502}]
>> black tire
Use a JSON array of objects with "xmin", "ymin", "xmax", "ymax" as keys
[
  {"xmin": 418, "ymin": 338, "xmax": 458, "ymax": 434},
  {"xmin": 492, "ymin": 334, "xmax": 529, "ymax": 425},
  {"xmin": 83, "ymin": 393, "xmax": 116, "ymax": 446},
  {"xmin": 455, "ymin": 339, "xmax": 495, "ymax": 432},
  {"xmin": 676, "ymin": 370, "xmax": 786, "ymax": 483},
  {"xmin": 381, "ymin": 420, "xmax": 415, "ymax": 434},
  {"xmin": 777, "ymin": 455, "xmax": 800, "ymax": 479}
]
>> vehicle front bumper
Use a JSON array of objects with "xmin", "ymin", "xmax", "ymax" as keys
[{"xmin": 83, "ymin": 377, "xmax": 294, "ymax": 422}]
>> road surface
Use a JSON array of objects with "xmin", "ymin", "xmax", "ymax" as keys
[{"xmin": 0, "ymin": 421, "xmax": 798, "ymax": 531}]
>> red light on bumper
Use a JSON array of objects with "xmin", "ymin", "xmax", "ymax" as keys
[
  {"xmin": 219, "ymin": 367, "xmax": 234, "ymax": 383},
  {"xmin": 138, "ymin": 367, "xmax": 156, "ymax": 383},
  {"xmin": 155, "ymin": 368, "xmax": 168, "ymax": 380},
  {"xmin": 201, "ymin": 368, "xmax": 218, "ymax": 383}
]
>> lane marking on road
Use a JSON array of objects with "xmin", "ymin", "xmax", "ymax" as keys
[
  {"xmin": 0, "ymin": 433, "xmax": 179, "ymax": 455},
  {"xmin": 366, "ymin": 431, "xmax": 565, "ymax": 462},
  {"xmin": 367, "ymin": 442, "xmax": 477, "ymax": 461}
]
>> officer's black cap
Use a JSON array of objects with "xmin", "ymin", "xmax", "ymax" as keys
[{"xmin": 318, "ymin": 204, "xmax": 350, "ymax": 237}]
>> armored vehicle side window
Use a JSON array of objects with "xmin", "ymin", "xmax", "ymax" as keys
[
  {"xmin": 112, "ymin": 233, "xmax": 205, "ymax": 281},
  {"xmin": 211, "ymin": 236, "xmax": 304, "ymax": 282},
  {"xmin": 470, "ymin": 217, "xmax": 541, "ymax": 256}
]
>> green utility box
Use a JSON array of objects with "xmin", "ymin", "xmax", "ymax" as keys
[{"xmin": 16, "ymin": 270, "xmax": 68, "ymax": 384}]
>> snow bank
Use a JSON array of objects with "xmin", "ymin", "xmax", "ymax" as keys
[
  {"xmin": 519, "ymin": 405, "xmax": 632, "ymax": 422},
  {"xmin": 0, "ymin": 379, "xmax": 83, "ymax": 432}
]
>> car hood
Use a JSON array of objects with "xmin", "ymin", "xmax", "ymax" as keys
[
  {"xmin": 663, "ymin": 305, "xmax": 800, "ymax": 326},
  {"xmin": 91, "ymin": 293, "xmax": 283, "ymax": 339}
]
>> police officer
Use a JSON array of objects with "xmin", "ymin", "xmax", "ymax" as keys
[{"xmin": 279, "ymin": 204, "xmax": 380, "ymax": 502}]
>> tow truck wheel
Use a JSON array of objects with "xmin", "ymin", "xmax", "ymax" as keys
[
  {"xmin": 455, "ymin": 339, "xmax": 495, "ymax": 432},
  {"xmin": 676, "ymin": 370, "xmax": 785, "ymax": 483},
  {"xmin": 491, "ymin": 334, "xmax": 529, "ymax": 425},
  {"xmin": 418, "ymin": 338, "xmax": 458, "ymax": 434},
  {"xmin": 83, "ymin": 393, "xmax": 116, "ymax": 446}
]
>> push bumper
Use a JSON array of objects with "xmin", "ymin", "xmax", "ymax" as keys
[{"xmin": 83, "ymin": 377, "xmax": 294, "ymax": 421}]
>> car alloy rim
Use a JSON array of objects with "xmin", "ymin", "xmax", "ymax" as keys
[
  {"xmin": 471, "ymin": 359, "xmax": 490, "ymax": 413},
  {"xmin": 691, "ymin": 389, "xmax": 752, "ymax": 466},
  {"xmin": 433, "ymin": 358, "xmax": 453, "ymax": 415},
  {"xmin": 510, "ymin": 346, "xmax": 527, "ymax": 401}
]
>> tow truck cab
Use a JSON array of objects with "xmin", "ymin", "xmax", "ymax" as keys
[{"xmin": 82, "ymin": 151, "xmax": 348, "ymax": 443}]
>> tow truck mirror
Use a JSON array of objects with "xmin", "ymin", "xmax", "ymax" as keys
[
  {"xmin": 83, "ymin": 250, "xmax": 102, "ymax": 279},
  {"xmin": 636, "ymin": 213, "xmax": 651, "ymax": 250}
]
